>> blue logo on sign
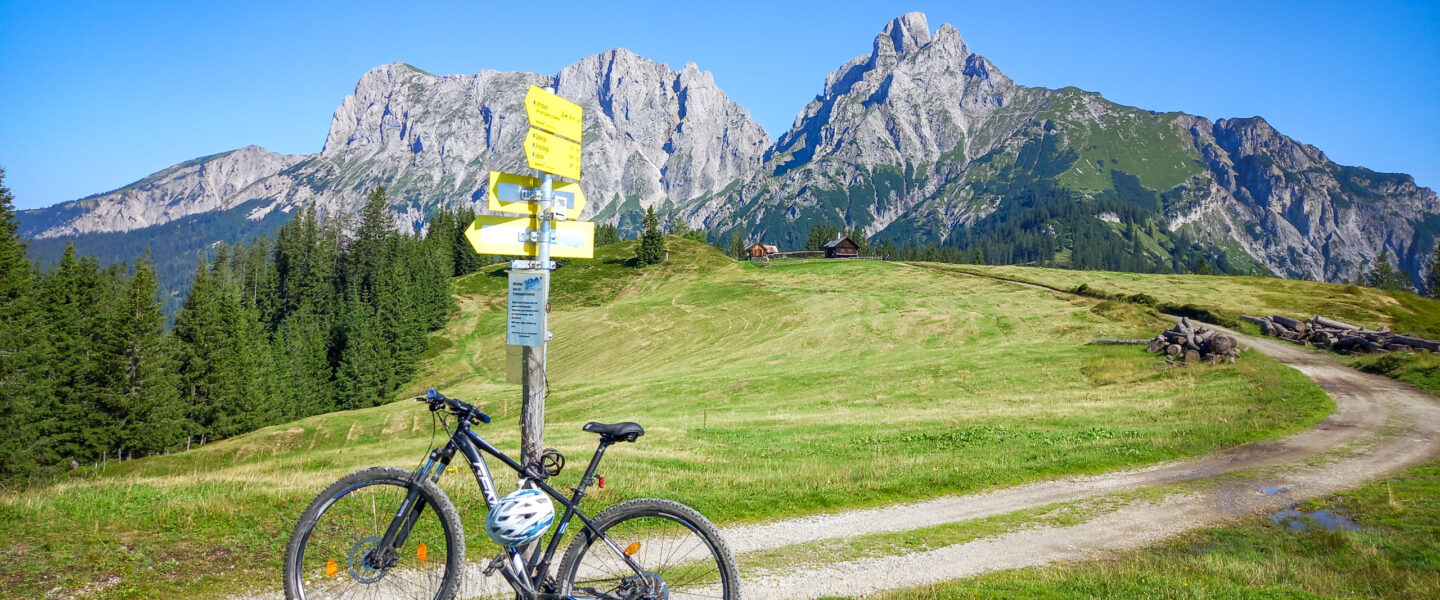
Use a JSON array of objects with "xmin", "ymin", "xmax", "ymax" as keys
[{"xmin": 524, "ymin": 277, "xmax": 542, "ymax": 291}]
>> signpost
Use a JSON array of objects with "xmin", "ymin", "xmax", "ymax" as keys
[
  {"xmin": 523, "ymin": 128, "xmax": 582, "ymax": 181},
  {"xmin": 463, "ymin": 215, "xmax": 595, "ymax": 259},
  {"xmin": 464, "ymin": 85, "xmax": 587, "ymax": 482},
  {"xmin": 487, "ymin": 171, "xmax": 586, "ymax": 217}
]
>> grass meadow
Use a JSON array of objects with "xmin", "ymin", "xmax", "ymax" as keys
[{"xmin": 0, "ymin": 240, "xmax": 1331, "ymax": 598}]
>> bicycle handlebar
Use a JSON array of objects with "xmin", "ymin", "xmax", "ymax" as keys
[{"xmin": 418, "ymin": 388, "xmax": 491, "ymax": 423}]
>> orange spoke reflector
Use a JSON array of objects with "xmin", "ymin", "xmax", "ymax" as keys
[
  {"xmin": 624, "ymin": 542, "xmax": 641, "ymax": 557},
  {"xmin": 417, "ymin": 542, "xmax": 428, "ymax": 563},
  {"xmin": 325, "ymin": 558, "xmax": 338, "ymax": 577}
]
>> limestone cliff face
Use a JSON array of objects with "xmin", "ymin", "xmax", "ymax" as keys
[
  {"xmin": 22, "ymin": 53, "xmax": 768, "ymax": 237},
  {"xmin": 24, "ymin": 146, "xmax": 304, "ymax": 238},
  {"xmin": 1181, "ymin": 116, "xmax": 1440, "ymax": 282}
]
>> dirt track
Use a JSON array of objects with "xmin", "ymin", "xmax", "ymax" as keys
[{"xmin": 736, "ymin": 315, "xmax": 1440, "ymax": 598}]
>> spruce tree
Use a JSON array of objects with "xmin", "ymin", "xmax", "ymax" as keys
[
  {"xmin": 595, "ymin": 224, "xmax": 622, "ymax": 247},
  {"xmin": 110, "ymin": 256, "xmax": 183, "ymax": 456},
  {"xmin": 1427, "ymin": 243, "xmax": 1440, "ymax": 298},
  {"xmin": 727, "ymin": 231, "xmax": 745, "ymax": 260},
  {"xmin": 451, "ymin": 206, "xmax": 484, "ymax": 276},
  {"xmin": 1363, "ymin": 251, "xmax": 1407, "ymax": 291},
  {"xmin": 0, "ymin": 169, "xmax": 47, "ymax": 477},
  {"xmin": 668, "ymin": 215, "xmax": 689, "ymax": 237},
  {"xmin": 635, "ymin": 206, "xmax": 665, "ymax": 266}
]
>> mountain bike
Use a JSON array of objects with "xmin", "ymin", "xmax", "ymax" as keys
[{"xmin": 283, "ymin": 389, "xmax": 740, "ymax": 600}]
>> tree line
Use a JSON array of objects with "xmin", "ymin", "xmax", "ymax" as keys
[{"xmin": 0, "ymin": 176, "xmax": 496, "ymax": 481}]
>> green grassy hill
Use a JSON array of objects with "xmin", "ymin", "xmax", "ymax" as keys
[
  {"xmin": 938, "ymin": 263, "xmax": 1440, "ymax": 394},
  {"xmin": 0, "ymin": 240, "xmax": 1333, "ymax": 599}
]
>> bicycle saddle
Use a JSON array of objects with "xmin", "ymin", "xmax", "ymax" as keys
[{"xmin": 583, "ymin": 421, "xmax": 644, "ymax": 442}]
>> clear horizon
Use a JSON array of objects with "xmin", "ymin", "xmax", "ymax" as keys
[{"xmin": 1, "ymin": 0, "xmax": 1437, "ymax": 211}]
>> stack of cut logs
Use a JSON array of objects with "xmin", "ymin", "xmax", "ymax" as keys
[
  {"xmin": 1145, "ymin": 317, "xmax": 1241, "ymax": 363},
  {"xmin": 1241, "ymin": 314, "xmax": 1440, "ymax": 354}
]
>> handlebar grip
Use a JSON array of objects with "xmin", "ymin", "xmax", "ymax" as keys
[{"xmin": 427, "ymin": 388, "xmax": 488, "ymax": 423}]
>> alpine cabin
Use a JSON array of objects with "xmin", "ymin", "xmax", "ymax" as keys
[{"xmin": 823, "ymin": 237, "xmax": 859, "ymax": 258}]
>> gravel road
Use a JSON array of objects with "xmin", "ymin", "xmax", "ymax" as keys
[{"xmin": 737, "ymin": 324, "xmax": 1440, "ymax": 599}]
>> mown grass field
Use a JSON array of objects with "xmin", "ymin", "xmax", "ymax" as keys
[
  {"xmin": 0, "ymin": 240, "xmax": 1331, "ymax": 599},
  {"xmin": 940, "ymin": 264, "xmax": 1440, "ymax": 338},
  {"xmin": 939, "ymin": 263, "xmax": 1440, "ymax": 397},
  {"xmin": 864, "ymin": 459, "xmax": 1440, "ymax": 600}
]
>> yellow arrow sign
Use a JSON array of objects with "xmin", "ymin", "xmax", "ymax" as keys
[
  {"xmin": 487, "ymin": 171, "xmax": 587, "ymax": 217},
  {"xmin": 525, "ymin": 85, "xmax": 583, "ymax": 142},
  {"xmin": 464, "ymin": 215, "xmax": 595, "ymax": 259},
  {"xmin": 524, "ymin": 128, "xmax": 582, "ymax": 180}
]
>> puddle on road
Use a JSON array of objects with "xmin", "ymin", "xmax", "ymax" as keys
[
  {"xmin": 1269, "ymin": 507, "xmax": 1362, "ymax": 532},
  {"xmin": 1259, "ymin": 486, "xmax": 1287, "ymax": 495}
]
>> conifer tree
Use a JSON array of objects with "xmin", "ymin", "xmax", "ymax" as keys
[
  {"xmin": 668, "ymin": 214, "xmax": 689, "ymax": 237},
  {"xmin": 451, "ymin": 206, "xmax": 484, "ymax": 276},
  {"xmin": 1363, "ymin": 251, "xmax": 1407, "ymax": 291},
  {"xmin": 1426, "ymin": 243, "xmax": 1440, "ymax": 298},
  {"xmin": 110, "ymin": 256, "xmax": 182, "ymax": 456},
  {"xmin": 40, "ymin": 245, "xmax": 114, "ymax": 463},
  {"xmin": 0, "ymin": 169, "xmax": 47, "ymax": 477},
  {"xmin": 727, "ymin": 231, "xmax": 745, "ymax": 260},
  {"xmin": 635, "ymin": 206, "xmax": 665, "ymax": 266},
  {"xmin": 595, "ymin": 223, "xmax": 622, "ymax": 247}
]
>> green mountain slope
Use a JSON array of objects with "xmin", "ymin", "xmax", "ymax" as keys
[{"xmin": 0, "ymin": 241, "xmax": 1330, "ymax": 598}]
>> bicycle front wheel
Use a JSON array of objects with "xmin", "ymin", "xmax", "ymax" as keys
[
  {"xmin": 558, "ymin": 498, "xmax": 740, "ymax": 600},
  {"xmin": 284, "ymin": 466, "xmax": 464, "ymax": 600}
]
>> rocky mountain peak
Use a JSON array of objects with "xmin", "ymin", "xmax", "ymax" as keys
[{"xmin": 876, "ymin": 12, "xmax": 932, "ymax": 58}]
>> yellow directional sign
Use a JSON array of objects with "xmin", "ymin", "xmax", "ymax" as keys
[
  {"xmin": 525, "ymin": 85, "xmax": 582, "ymax": 142},
  {"xmin": 524, "ymin": 128, "xmax": 582, "ymax": 180},
  {"xmin": 464, "ymin": 215, "xmax": 595, "ymax": 259},
  {"xmin": 487, "ymin": 171, "xmax": 587, "ymax": 217}
]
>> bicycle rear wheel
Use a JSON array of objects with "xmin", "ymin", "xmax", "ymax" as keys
[
  {"xmin": 558, "ymin": 498, "xmax": 740, "ymax": 599},
  {"xmin": 284, "ymin": 466, "xmax": 464, "ymax": 600}
]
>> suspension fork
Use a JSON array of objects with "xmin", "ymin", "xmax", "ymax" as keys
[{"xmin": 374, "ymin": 449, "xmax": 453, "ymax": 565}]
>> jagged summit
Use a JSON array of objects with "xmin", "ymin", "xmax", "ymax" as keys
[{"xmin": 877, "ymin": 12, "xmax": 932, "ymax": 57}]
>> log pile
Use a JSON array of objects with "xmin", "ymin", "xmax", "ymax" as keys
[
  {"xmin": 1144, "ymin": 317, "xmax": 1241, "ymax": 363},
  {"xmin": 1242, "ymin": 314, "xmax": 1440, "ymax": 354}
]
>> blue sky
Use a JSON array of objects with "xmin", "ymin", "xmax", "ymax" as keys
[{"xmin": 1, "ymin": 0, "xmax": 1437, "ymax": 210}]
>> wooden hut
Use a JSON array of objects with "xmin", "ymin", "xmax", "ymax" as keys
[
  {"xmin": 823, "ymin": 237, "xmax": 859, "ymax": 258},
  {"xmin": 746, "ymin": 242, "xmax": 779, "ymax": 259}
]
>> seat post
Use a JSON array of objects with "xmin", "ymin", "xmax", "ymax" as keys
[{"xmin": 579, "ymin": 439, "xmax": 612, "ymax": 490}]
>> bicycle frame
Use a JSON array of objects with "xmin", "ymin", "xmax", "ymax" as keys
[{"xmin": 379, "ymin": 417, "xmax": 646, "ymax": 599}]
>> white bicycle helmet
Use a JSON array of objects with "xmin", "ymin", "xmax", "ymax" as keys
[{"xmin": 485, "ymin": 488, "xmax": 555, "ymax": 547}]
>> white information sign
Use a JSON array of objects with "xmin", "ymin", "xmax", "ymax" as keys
[{"xmin": 507, "ymin": 270, "xmax": 548, "ymax": 347}]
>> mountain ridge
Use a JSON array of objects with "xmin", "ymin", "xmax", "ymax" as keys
[{"xmin": 18, "ymin": 12, "xmax": 1438, "ymax": 288}]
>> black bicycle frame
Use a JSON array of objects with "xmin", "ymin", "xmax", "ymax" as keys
[{"xmin": 380, "ymin": 416, "xmax": 645, "ymax": 598}]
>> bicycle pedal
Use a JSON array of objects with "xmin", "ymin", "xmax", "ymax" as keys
[{"xmin": 483, "ymin": 553, "xmax": 506, "ymax": 577}]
